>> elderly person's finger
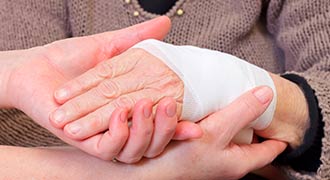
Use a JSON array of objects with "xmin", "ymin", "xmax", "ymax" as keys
[
  {"xmin": 50, "ymin": 48, "xmax": 184, "ymax": 130},
  {"xmin": 62, "ymin": 89, "xmax": 164, "ymax": 140},
  {"xmin": 52, "ymin": 48, "xmax": 147, "ymax": 110},
  {"xmin": 50, "ymin": 53, "xmax": 148, "ymax": 128},
  {"xmin": 50, "ymin": 49, "xmax": 171, "ymax": 128},
  {"xmin": 52, "ymin": 16, "xmax": 171, "ymax": 104}
]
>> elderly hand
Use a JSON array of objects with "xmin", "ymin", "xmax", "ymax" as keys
[
  {"xmin": 1, "ymin": 16, "xmax": 201, "ymax": 161},
  {"xmin": 255, "ymin": 73, "xmax": 310, "ymax": 148},
  {"xmin": 48, "ymin": 45, "xmax": 201, "ymax": 163},
  {"xmin": 50, "ymin": 47, "xmax": 184, "ymax": 140}
]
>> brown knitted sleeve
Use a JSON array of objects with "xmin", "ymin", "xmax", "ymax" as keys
[
  {"xmin": 0, "ymin": 0, "xmax": 70, "ymax": 147},
  {"xmin": 0, "ymin": 0, "xmax": 70, "ymax": 50},
  {"xmin": 266, "ymin": 0, "xmax": 330, "ymax": 179}
]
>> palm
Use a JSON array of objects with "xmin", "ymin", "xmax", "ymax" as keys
[
  {"xmin": 8, "ymin": 40, "xmax": 103, "ymax": 142},
  {"xmin": 5, "ymin": 16, "xmax": 172, "ymax": 147}
]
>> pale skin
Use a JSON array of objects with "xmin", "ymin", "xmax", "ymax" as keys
[
  {"xmin": 51, "ymin": 38, "xmax": 310, "ymax": 150},
  {"xmin": 0, "ymin": 87, "xmax": 286, "ymax": 179},
  {"xmin": 0, "ymin": 16, "xmax": 204, "ymax": 163},
  {"xmin": 0, "ymin": 16, "xmax": 302, "ymax": 178}
]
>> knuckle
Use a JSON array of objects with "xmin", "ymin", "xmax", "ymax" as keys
[
  {"xmin": 72, "ymin": 77, "xmax": 85, "ymax": 90},
  {"xmin": 114, "ymin": 95, "xmax": 135, "ymax": 109},
  {"xmin": 161, "ymin": 126, "xmax": 176, "ymax": 136},
  {"xmin": 89, "ymin": 115, "xmax": 106, "ymax": 131},
  {"xmin": 112, "ymin": 131, "xmax": 129, "ymax": 144},
  {"xmin": 98, "ymin": 80, "xmax": 120, "ymax": 98},
  {"xmin": 149, "ymin": 74, "xmax": 182, "ymax": 96},
  {"xmin": 141, "ymin": 127, "xmax": 153, "ymax": 137},
  {"xmin": 67, "ymin": 100, "xmax": 83, "ymax": 112},
  {"xmin": 172, "ymin": 81, "xmax": 184, "ymax": 101},
  {"xmin": 91, "ymin": 35, "xmax": 114, "ymax": 61},
  {"xmin": 94, "ymin": 137, "xmax": 128, "ymax": 160},
  {"xmin": 96, "ymin": 61, "xmax": 113, "ymax": 78},
  {"xmin": 129, "ymin": 48, "xmax": 148, "ymax": 58},
  {"xmin": 127, "ymin": 48, "xmax": 150, "ymax": 65}
]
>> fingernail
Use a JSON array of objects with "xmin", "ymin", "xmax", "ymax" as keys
[
  {"xmin": 67, "ymin": 124, "xmax": 81, "ymax": 135},
  {"xmin": 55, "ymin": 89, "xmax": 68, "ymax": 100},
  {"xmin": 166, "ymin": 102, "xmax": 176, "ymax": 117},
  {"xmin": 253, "ymin": 87, "xmax": 272, "ymax": 104},
  {"xmin": 52, "ymin": 109, "xmax": 66, "ymax": 124},
  {"xmin": 143, "ymin": 105, "xmax": 152, "ymax": 118}
]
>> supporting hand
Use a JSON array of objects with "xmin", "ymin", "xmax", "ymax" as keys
[{"xmin": 1, "ymin": 16, "xmax": 201, "ymax": 161}]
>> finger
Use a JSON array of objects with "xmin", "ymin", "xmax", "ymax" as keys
[
  {"xmin": 207, "ymin": 86, "xmax": 273, "ymax": 141},
  {"xmin": 53, "ymin": 48, "xmax": 146, "ymax": 104},
  {"xmin": 116, "ymin": 99, "xmax": 154, "ymax": 163},
  {"xmin": 238, "ymin": 140, "xmax": 287, "ymax": 172},
  {"xmin": 50, "ymin": 57, "xmax": 151, "ymax": 128},
  {"xmin": 91, "ymin": 16, "xmax": 171, "ymax": 61},
  {"xmin": 63, "ymin": 89, "xmax": 163, "ymax": 140},
  {"xmin": 78, "ymin": 108, "xmax": 130, "ymax": 161},
  {"xmin": 144, "ymin": 97, "xmax": 178, "ymax": 158},
  {"xmin": 172, "ymin": 121, "xmax": 203, "ymax": 140},
  {"xmin": 45, "ymin": 16, "xmax": 171, "ymax": 79}
]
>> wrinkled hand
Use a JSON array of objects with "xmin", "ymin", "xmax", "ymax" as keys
[
  {"xmin": 142, "ymin": 86, "xmax": 287, "ymax": 180},
  {"xmin": 50, "ymin": 47, "xmax": 184, "ymax": 141},
  {"xmin": 5, "ymin": 16, "xmax": 201, "ymax": 161},
  {"xmin": 256, "ymin": 73, "xmax": 310, "ymax": 148}
]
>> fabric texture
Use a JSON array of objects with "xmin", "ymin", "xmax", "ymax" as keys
[
  {"xmin": 133, "ymin": 39, "xmax": 277, "ymax": 144},
  {"xmin": 277, "ymin": 74, "xmax": 324, "ymax": 172},
  {"xmin": 0, "ymin": 0, "xmax": 329, "ymax": 179}
]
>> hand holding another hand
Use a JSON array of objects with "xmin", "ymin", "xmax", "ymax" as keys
[
  {"xmin": 137, "ymin": 87, "xmax": 287, "ymax": 180},
  {"xmin": 50, "ymin": 48, "xmax": 185, "ymax": 141},
  {"xmin": 2, "ymin": 16, "xmax": 202, "ymax": 162}
]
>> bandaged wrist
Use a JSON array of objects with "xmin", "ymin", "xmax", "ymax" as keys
[{"xmin": 133, "ymin": 39, "xmax": 277, "ymax": 141}]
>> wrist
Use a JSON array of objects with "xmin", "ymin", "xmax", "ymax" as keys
[
  {"xmin": 0, "ymin": 51, "xmax": 16, "ymax": 108},
  {"xmin": 256, "ymin": 73, "xmax": 309, "ymax": 148},
  {"xmin": 0, "ymin": 49, "xmax": 32, "ymax": 108}
]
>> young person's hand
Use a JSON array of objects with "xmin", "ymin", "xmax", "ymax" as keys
[
  {"xmin": 96, "ymin": 97, "xmax": 202, "ymax": 163},
  {"xmin": 1, "ymin": 16, "xmax": 201, "ymax": 162},
  {"xmin": 132, "ymin": 86, "xmax": 287, "ymax": 180}
]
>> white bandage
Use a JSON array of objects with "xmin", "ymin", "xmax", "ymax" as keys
[{"xmin": 133, "ymin": 39, "xmax": 276, "ymax": 143}]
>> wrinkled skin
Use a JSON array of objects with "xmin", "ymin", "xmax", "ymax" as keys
[
  {"xmin": 3, "ymin": 16, "xmax": 201, "ymax": 162},
  {"xmin": 50, "ymin": 48, "xmax": 184, "ymax": 141}
]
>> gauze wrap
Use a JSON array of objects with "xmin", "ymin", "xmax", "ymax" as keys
[{"xmin": 133, "ymin": 39, "xmax": 277, "ymax": 143}]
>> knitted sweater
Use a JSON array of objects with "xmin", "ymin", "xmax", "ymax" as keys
[{"xmin": 0, "ymin": 0, "xmax": 329, "ymax": 179}]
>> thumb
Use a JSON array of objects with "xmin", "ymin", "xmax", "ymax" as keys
[
  {"xmin": 204, "ymin": 86, "xmax": 274, "ymax": 142},
  {"xmin": 92, "ymin": 16, "xmax": 172, "ymax": 60},
  {"xmin": 239, "ymin": 140, "xmax": 287, "ymax": 172},
  {"xmin": 44, "ymin": 16, "xmax": 171, "ymax": 76}
]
